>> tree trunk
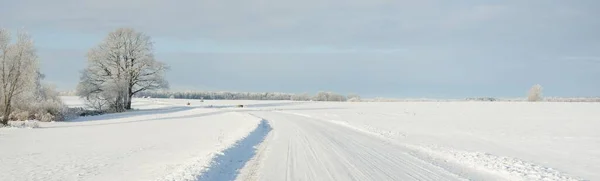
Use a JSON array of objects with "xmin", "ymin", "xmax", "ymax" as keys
[
  {"xmin": 1, "ymin": 101, "xmax": 11, "ymax": 125},
  {"xmin": 125, "ymin": 86, "xmax": 133, "ymax": 110},
  {"xmin": 125, "ymin": 97, "xmax": 132, "ymax": 110}
]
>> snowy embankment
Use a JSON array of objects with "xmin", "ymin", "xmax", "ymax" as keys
[
  {"xmin": 0, "ymin": 97, "xmax": 265, "ymax": 181},
  {"xmin": 258, "ymin": 101, "xmax": 599, "ymax": 180}
]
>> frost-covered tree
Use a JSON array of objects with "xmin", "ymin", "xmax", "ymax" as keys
[
  {"xmin": 135, "ymin": 90, "xmax": 359, "ymax": 102},
  {"xmin": 527, "ymin": 84, "xmax": 543, "ymax": 102},
  {"xmin": 77, "ymin": 28, "xmax": 168, "ymax": 112},
  {"xmin": 347, "ymin": 94, "xmax": 361, "ymax": 102},
  {"xmin": 291, "ymin": 93, "xmax": 312, "ymax": 101},
  {"xmin": 0, "ymin": 29, "xmax": 39, "ymax": 125},
  {"xmin": 313, "ymin": 91, "xmax": 347, "ymax": 102}
]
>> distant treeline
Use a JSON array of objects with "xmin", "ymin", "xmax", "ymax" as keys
[
  {"xmin": 133, "ymin": 91, "xmax": 361, "ymax": 102},
  {"xmin": 465, "ymin": 97, "xmax": 600, "ymax": 102},
  {"xmin": 59, "ymin": 90, "xmax": 600, "ymax": 102}
]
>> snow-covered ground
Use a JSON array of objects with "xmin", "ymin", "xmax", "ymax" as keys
[
  {"xmin": 0, "ymin": 97, "xmax": 265, "ymax": 181},
  {"xmin": 1, "ymin": 97, "xmax": 598, "ymax": 180}
]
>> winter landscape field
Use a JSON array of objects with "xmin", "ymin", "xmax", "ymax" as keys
[
  {"xmin": 2, "ymin": 0, "xmax": 599, "ymax": 180},
  {"xmin": 1, "ymin": 96, "xmax": 598, "ymax": 181}
]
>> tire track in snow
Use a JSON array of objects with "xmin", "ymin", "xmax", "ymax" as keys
[
  {"xmin": 246, "ymin": 111, "xmax": 465, "ymax": 181},
  {"xmin": 275, "ymin": 110, "xmax": 582, "ymax": 181}
]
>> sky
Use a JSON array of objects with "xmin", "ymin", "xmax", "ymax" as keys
[{"xmin": 1, "ymin": 0, "xmax": 599, "ymax": 98}]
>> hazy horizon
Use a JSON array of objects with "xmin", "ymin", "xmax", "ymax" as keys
[{"xmin": 2, "ymin": 0, "xmax": 599, "ymax": 98}]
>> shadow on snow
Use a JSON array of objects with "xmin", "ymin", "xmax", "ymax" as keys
[
  {"xmin": 196, "ymin": 119, "xmax": 272, "ymax": 181},
  {"xmin": 44, "ymin": 110, "xmax": 228, "ymax": 129},
  {"xmin": 69, "ymin": 106, "xmax": 196, "ymax": 122}
]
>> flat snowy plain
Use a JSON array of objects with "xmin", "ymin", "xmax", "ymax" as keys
[{"xmin": 1, "ymin": 97, "xmax": 598, "ymax": 181}]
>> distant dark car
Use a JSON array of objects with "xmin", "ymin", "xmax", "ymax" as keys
[{"xmin": 236, "ymin": 105, "xmax": 244, "ymax": 108}]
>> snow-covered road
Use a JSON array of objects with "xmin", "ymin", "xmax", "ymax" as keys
[{"xmin": 235, "ymin": 111, "xmax": 464, "ymax": 181}]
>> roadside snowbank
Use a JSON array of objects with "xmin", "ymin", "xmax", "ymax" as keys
[{"xmin": 194, "ymin": 119, "xmax": 272, "ymax": 181}]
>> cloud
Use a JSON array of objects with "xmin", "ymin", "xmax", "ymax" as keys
[
  {"xmin": 441, "ymin": 5, "xmax": 508, "ymax": 29},
  {"xmin": 3, "ymin": 0, "xmax": 598, "ymax": 49},
  {"xmin": 3, "ymin": 0, "xmax": 600, "ymax": 97},
  {"xmin": 0, "ymin": 0, "xmax": 501, "ymax": 48},
  {"xmin": 563, "ymin": 56, "xmax": 600, "ymax": 63}
]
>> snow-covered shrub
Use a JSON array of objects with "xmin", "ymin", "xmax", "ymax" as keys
[
  {"xmin": 466, "ymin": 97, "xmax": 497, "ymax": 102},
  {"xmin": 64, "ymin": 107, "xmax": 84, "ymax": 119},
  {"xmin": 56, "ymin": 107, "xmax": 105, "ymax": 119},
  {"xmin": 347, "ymin": 97, "xmax": 362, "ymax": 102},
  {"xmin": 7, "ymin": 120, "xmax": 39, "ymax": 128},
  {"xmin": 347, "ymin": 94, "xmax": 361, "ymax": 102},
  {"xmin": 313, "ymin": 91, "xmax": 347, "ymax": 102},
  {"xmin": 8, "ymin": 112, "xmax": 18, "ymax": 121},
  {"xmin": 15, "ymin": 111, "xmax": 30, "ymax": 121},
  {"xmin": 36, "ymin": 99, "xmax": 68, "ymax": 121},
  {"xmin": 8, "ymin": 81, "xmax": 69, "ymax": 122},
  {"xmin": 38, "ymin": 113, "xmax": 54, "ymax": 122},
  {"xmin": 291, "ymin": 93, "xmax": 312, "ymax": 101},
  {"xmin": 528, "ymin": 84, "xmax": 543, "ymax": 102}
]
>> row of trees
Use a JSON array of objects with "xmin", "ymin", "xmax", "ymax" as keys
[
  {"xmin": 0, "ymin": 27, "xmax": 169, "ymax": 125},
  {"xmin": 137, "ymin": 91, "xmax": 294, "ymax": 100},
  {"xmin": 464, "ymin": 84, "xmax": 544, "ymax": 102},
  {"xmin": 136, "ymin": 91, "xmax": 359, "ymax": 102},
  {"xmin": 0, "ymin": 29, "xmax": 66, "ymax": 125}
]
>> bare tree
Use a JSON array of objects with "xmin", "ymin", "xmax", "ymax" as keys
[
  {"xmin": 77, "ymin": 28, "xmax": 168, "ymax": 112},
  {"xmin": 0, "ymin": 29, "xmax": 39, "ymax": 125},
  {"xmin": 528, "ymin": 84, "xmax": 543, "ymax": 102}
]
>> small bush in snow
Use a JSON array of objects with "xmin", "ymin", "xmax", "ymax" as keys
[
  {"xmin": 39, "ymin": 113, "xmax": 55, "ymax": 122},
  {"xmin": 5, "ymin": 82, "xmax": 69, "ymax": 122},
  {"xmin": 528, "ymin": 84, "xmax": 543, "ymax": 102},
  {"xmin": 7, "ymin": 120, "xmax": 40, "ymax": 128},
  {"xmin": 466, "ymin": 97, "xmax": 497, "ymax": 102},
  {"xmin": 61, "ymin": 107, "xmax": 106, "ymax": 118},
  {"xmin": 347, "ymin": 97, "xmax": 362, "ymax": 102},
  {"xmin": 291, "ymin": 93, "xmax": 312, "ymax": 101},
  {"xmin": 313, "ymin": 91, "xmax": 347, "ymax": 102},
  {"xmin": 79, "ymin": 110, "xmax": 106, "ymax": 117},
  {"xmin": 15, "ymin": 111, "xmax": 31, "ymax": 121},
  {"xmin": 347, "ymin": 94, "xmax": 361, "ymax": 102}
]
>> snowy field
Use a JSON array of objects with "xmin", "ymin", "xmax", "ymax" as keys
[
  {"xmin": 1, "ymin": 97, "xmax": 598, "ymax": 181},
  {"xmin": 0, "ymin": 97, "xmax": 266, "ymax": 181}
]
